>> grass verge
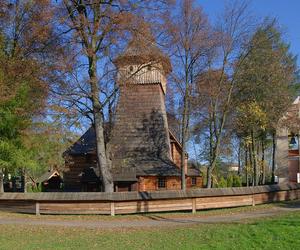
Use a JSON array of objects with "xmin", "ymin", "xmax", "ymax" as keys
[{"xmin": 0, "ymin": 203, "xmax": 299, "ymax": 249}]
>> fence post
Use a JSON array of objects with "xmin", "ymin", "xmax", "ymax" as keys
[
  {"xmin": 192, "ymin": 198, "xmax": 196, "ymax": 214},
  {"xmin": 110, "ymin": 202, "xmax": 115, "ymax": 216},
  {"xmin": 35, "ymin": 201, "xmax": 40, "ymax": 215},
  {"xmin": 252, "ymin": 194, "xmax": 255, "ymax": 206}
]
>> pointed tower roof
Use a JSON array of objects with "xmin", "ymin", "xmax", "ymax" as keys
[{"xmin": 114, "ymin": 24, "xmax": 172, "ymax": 74}]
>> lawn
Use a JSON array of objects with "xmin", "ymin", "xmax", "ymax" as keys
[{"xmin": 0, "ymin": 210, "xmax": 299, "ymax": 250}]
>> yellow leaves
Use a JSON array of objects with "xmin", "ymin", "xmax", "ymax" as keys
[
  {"xmin": 237, "ymin": 101, "xmax": 267, "ymax": 133},
  {"xmin": 243, "ymin": 136, "xmax": 252, "ymax": 146}
]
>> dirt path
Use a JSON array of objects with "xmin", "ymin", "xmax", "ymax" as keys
[{"xmin": 0, "ymin": 203, "xmax": 299, "ymax": 229}]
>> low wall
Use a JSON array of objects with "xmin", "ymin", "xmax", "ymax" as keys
[{"xmin": 0, "ymin": 183, "xmax": 299, "ymax": 215}]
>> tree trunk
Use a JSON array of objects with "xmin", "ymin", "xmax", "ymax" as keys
[
  {"xmin": 22, "ymin": 168, "xmax": 27, "ymax": 193},
  {"xmin": 245, "ymin": 146, "xmax": 249, "ymax": 187},
  {"xmin": 238, "ymin": 141, "xmax": 242, "ymax": 175},
  {"xmin": 206, "ymin": 112, "xmax": 214, "ymax": 188},
  {"xmin": 271, "ymin": 131, "xmax": 276, "ymax": 183},
  {"xmin": 0, "ymin": 169, "xmax": 4, "ymax": 193},
  {"xmin": 248, "ymin": 144, "xmax": 253, "ymax": 186},
  {"xmin": 207, "ymin": 167, "xmax": 212, "ymax": 188},
  {"xmin": 261, "ymin": 139, "xmax": 265, "ymax": 185},
  {"xmin": 180, "ymin": 92, "xmax": 188, "ymax": 190},
  {"xmin": 207, "ymin": 149, "xmax": 220, "ymax": 188},
  {"xmin": 251, "ymin": 130, "xmax": 258, "ymax": 186},
  {"xmin": 207, "ymin": 165, "xmax": 213, "ymax": 188},
  {"xmin": 89, "ymin": 55, "xmax": 113, "ymax": 193}
]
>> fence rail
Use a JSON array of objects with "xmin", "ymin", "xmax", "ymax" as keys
[{"xmin": 0, "ymin": 183, "xmax": 299, "ymax": 216}]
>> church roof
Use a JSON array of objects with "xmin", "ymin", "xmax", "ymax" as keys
[
  {"xmin": 36, "ymin": 170, "xmax": 61, "ymax": 184},
  {"xmin": 63, "ymin": 126, "xmax": 184, "ymax": 177},
  {"xmin": 63, "ymin": 127, "xmax": 97, "ymax": 156},
  {"xmin": 114, "ymin": 24, "xmax": 172, "ymax": 74},
  {"xmin": 64, "ymin": 124, "xmax": 183, "ymax": 157}
]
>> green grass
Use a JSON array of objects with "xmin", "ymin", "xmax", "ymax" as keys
[{"xmin": 0, "ymin": 210, "xmax": 300, "ymax": 249}]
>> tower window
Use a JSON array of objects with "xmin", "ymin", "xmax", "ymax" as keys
[
  {"xmin": 147, "ymin": 65, "xmax": 152, "ymax": 71},
  {"xmin": 129, "ymin": 66, "xmax": 133, "ymax": 72}
]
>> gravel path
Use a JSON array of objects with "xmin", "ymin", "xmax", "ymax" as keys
[{"xmin": 0, "ymin": 204, "xmax": 299, "ymax": 229}]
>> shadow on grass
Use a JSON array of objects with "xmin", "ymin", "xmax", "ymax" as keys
[
  {"xmin": 272, "ymin": 200, "xmax": 300, "ymax": 209},
  {"xmin": 139, "ymin": 200, "xmax": 300, "ymax": 225}
]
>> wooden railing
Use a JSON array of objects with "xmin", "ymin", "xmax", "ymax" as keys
[{"xmin": 0, "ymin": 183, "xmax": 299, "ymax": 216}]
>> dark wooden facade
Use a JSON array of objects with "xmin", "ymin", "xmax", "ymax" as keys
[
  {"xmin": 63, "ymin": 132, "xmax": 203, "ymax": 192},
  {"xmin": 36, "ymin": 170, "xmax": 62, "ymax": 192}
]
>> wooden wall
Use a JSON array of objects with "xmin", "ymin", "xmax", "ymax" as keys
[
  {"xmin": 137, "ymin": 176, "xmax": 203, "ymax": 191},
  {"xmin": 0, "ymin": 184, "xmax": 299, "ymax": 215},
  {"xmin": 170, "ymin": 140, "xmax": 188, "ymax": 172},
  {"xmin": 288, "ymin": 159, "xmax": 299, "ymax": 183},
  {"xmin": 64, "ymin": 153, "xmax": 203, "ymax": 192},
  {"xmin": 64, "ymin": 155, "xmax": 98, "ymax": 191}
]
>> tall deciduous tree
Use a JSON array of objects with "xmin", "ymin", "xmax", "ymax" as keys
[
  {"xmin": 164, "ymin": 0, "xmax": 212, "ymax": 189},
  {"xmin": 0, "ymin": 0, "xmax": 67, "ymax": 192},
  {"xmin": 192, "ymin": 1, "xmax": 256, "ymax": 188},
  {"xmin": 234, "ymin": 21, "xmax": 298, "ymax": 184}
]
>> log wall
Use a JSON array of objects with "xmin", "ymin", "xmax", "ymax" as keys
[{"xmin": 0, "ymin": 183, "xmax": 299, "ymax": 215}]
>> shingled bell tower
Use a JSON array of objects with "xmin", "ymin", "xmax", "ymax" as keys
[{"xmin": 110, "ymin": 26, "xmax": 176, "ymax": 180}]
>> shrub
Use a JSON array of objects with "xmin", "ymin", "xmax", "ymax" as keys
[
  {"xmin": 217, "ymin": 177, "xmax": 227, "ymax": 188},
  {"xmin": 28, "ymin": 184, "xmax": 42, "ymax": 192},
  {"xmin": 227, "ymin": 175, "xmax": 233, "ymax": 187},
  {"xmin": 233, "ymin": 175, "xmax": 242, "ymax": 187}
]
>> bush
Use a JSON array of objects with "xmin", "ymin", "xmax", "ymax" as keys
[
  {"xmin": 217, "ymin": 177, "xmax": 227, "ymax": 188},
  {"xmin": 28, "ymin": 184, "xmax": 42, "ymax": 192},
  {"xmin": 227, "ymin": 175, "xmax": 233, "ymax": 187},
  {"xmin": 233, "ymin": 175, "xmax": 242, "ymax": 187},
  {"xmin": 216, "ymin": 174, "xmax": 242, "ymax": 188}
]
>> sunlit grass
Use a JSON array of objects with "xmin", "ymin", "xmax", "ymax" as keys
[{"xmin": 0, "ymin": 204, "xmax": 299, "ymax": 249}]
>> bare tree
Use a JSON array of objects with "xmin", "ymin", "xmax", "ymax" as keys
[
  {"xmin": 193, "ymin": 1, "xmax": 256, "ymax": 188},
  {"xmin": 164, "ymin": 0, "xmax": 212, "ymax": 189}
]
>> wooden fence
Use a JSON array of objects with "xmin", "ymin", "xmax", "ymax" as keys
[{"xmin": 0, "ymin": 183, "xmax": 299, "ymax": 216}]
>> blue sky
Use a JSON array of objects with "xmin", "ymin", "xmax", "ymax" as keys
[{"xmin": 199, "ymin": 0, "xmax": 300, "ymax": 65}]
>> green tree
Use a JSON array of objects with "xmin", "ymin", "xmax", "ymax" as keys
[
  {"xmin": 0, "ymin": 1, "xmax": 60, "ymax": 192},
  {"xmin": 234, "ymin": 21, "xmax": 298, "ymax": 185},
  {"xmin": 0, "ymin": 67, "xmax": 44, "ymax": 191}
]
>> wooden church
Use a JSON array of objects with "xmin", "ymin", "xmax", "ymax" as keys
[{"xmin": 63, "ymin": 28, "xmax": 202, "ymax": 192}]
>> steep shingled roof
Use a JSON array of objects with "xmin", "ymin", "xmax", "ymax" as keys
[
  {"xmin": 114, "ymin": 24, "xmax": 172, "ymax": 74},
  {"xmin": 63, "ymin": 127, "xmax": 96, "ymax": 156},
  {"xmin": 63, "ymin": 126, "xmax": 201, "ymax": 177}
]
